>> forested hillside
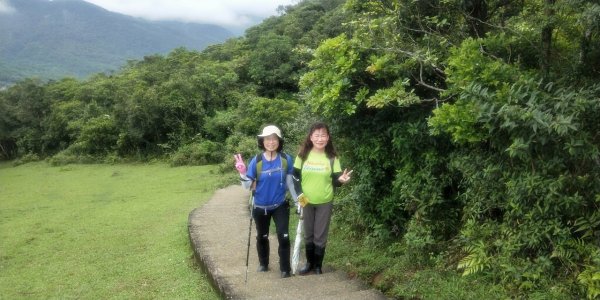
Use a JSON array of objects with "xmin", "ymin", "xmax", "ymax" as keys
[
  {"xmin": 0, "ymin": 0, "xmax": 233, "ymax": 86},
  {"xmin": 1, "ymin": 0, "xmax": 599, "ymax": 298}
]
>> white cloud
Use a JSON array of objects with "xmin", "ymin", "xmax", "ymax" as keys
[
  {"xmin": 0, "ymin": 0, "xmax": 16, "ymax": 14},
  {"xmin": 83, "ymin": 0, "xmax": 297, "ymax": 29}
]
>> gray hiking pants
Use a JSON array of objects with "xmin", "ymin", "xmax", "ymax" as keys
[{"xmin": 302, "ymin": 201, "xmax": 333, "ymax": 248}]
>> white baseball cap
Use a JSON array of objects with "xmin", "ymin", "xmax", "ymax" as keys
[{"xmin": 257, "ymin": 125, "xmax": 282, "ymax": 138}]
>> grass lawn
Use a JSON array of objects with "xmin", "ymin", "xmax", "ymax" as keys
[{"xmin": 0, "ymin": 162, "xmax": 224, "ymax": 299}]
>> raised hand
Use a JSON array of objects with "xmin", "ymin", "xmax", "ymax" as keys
[
  {"xmin": 338, "ymin": 169, "xmax": 353, "ymax": 184},
  {"xmin": 234, "ymin": 153, "xmax": 247, "ymax": 175}
]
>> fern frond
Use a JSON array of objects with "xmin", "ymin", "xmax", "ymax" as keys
[
  {"xmin": 457, "ymin": 244, "xmax": 489, "ymax": 276},
  {"xmin": 578, "ymin": 266, "xmax": 600, "ymax": 300}
]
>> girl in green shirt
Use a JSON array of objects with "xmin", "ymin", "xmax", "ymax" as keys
[{"xmin": 293, "ymin": 122, "xmax": 352, "ymax": 275}]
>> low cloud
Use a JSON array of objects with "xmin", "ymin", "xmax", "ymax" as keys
[{"xmin": 83, "ymin": 0, "xmax": 297, "ymax": 30}]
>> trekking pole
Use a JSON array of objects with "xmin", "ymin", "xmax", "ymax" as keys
[{"xmin": 245, "ymin": 192, "xmax": 254, "ymax": 284}]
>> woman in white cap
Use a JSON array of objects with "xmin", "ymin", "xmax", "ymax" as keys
[{"xmin": 234, "ymin": 125, "xmax": 298, "ymax": 278}]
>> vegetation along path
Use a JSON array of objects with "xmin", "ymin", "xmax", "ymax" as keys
[{"xmin": 188, "ymin": 185, "xmax": 388, "ymax": 299}]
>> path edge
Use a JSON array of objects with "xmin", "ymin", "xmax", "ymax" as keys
[{"xmin": 188, "ymin": 206, "xmax": 240, "ymax": 299}]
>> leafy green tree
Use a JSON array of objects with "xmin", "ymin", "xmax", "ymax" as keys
[
  {"xmin": 241, "ymin": 0, "xmax": 349, "ymax": 97},
  {"xmin": 247, "ymin": 33, "xmax": 299, "ymax": 96},
  {"xmin": 40, "ymin": 78, "xmax": 85, "ymax": 155},
  {"xmin": 0, "ymin": 79, "xmax": 50, "ymax": 157},
  {"xmin": 300, "ymin": 0, "xmax": 600, "ymax": 297},
  {"xmin": 68, "ymin": 115, "xmax": 118, "ymax": 155},
  {"xmin": 0, "ymin": 93, "xmax": 18, "ymax": 159},
  {"xmin": 109, "ymin": 49, "xmax": 240, "ymax": 156},
  {"xmin": 235, "ymin": 95, "xmax": 300, "ymax": 136}
]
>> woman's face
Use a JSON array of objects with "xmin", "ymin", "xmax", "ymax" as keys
[
  {"xmin": 310, "ymin": 128, "xmax": 329, "ymax": 151},
  {"xmin": 263, "ymin": 135, "xmax": 280, "ymax": 152}
]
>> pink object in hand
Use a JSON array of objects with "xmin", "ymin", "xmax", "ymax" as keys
[{"xmin": 234, "ymin": 153, "xmax": 247, "ymax": 175}]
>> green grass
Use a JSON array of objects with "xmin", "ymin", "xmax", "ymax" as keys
[{"xmin": 0, "ymin": 162, "xmax": 224, "ymax": 299}]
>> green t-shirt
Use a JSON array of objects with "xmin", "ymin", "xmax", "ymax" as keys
[{"xmin": 294, "ymin": 151, "xmax": 342, "ymax": 204}]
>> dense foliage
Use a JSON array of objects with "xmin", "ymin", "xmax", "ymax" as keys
[
  {"xmin": 300, "ymin": 0, "xmax": 600, "ymax": 298},
  {"xmin": 1, "ymin": 0, "xmax": 599, "ymax": 298}
]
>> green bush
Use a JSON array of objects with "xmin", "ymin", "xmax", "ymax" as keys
[
  {"xmin": 47, "ymin": 151, "xmax": 99, "ymax": 166},
  {"xmin": 217, "ymin": 133, "xmax": 257, "ymax": 173},
  {"xmin": 12, "ymin": 152, "xmax": 41, "ymax": 166},
  {"xmin": 70, "ymin": 116, "xmax": 118, "ymax": 155},
  {"xmin": 170, "ymin": 141, "xmax": 222, "ymax": 166},
  {"xmin": 430, "ymin": 39, "xmax": 600, "ymax": 296}
]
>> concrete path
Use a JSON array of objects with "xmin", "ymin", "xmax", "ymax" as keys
[{"xmin": 188, "ymin": 185, "xmax": 388, "ymax": 300}]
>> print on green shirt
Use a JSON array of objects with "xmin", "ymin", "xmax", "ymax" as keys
[{"xmin": 294, "ymin": 152, "xmax": 341, "ymax": 204}]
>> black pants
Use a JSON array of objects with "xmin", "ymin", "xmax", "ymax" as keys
[{"xmin": 253, "ymin": 201, "xmax": 291, "ymax": 272}]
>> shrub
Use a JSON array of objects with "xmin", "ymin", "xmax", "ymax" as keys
[
  {"xmin": 12, "ymin": 152, "xmax": 41, "ymax": 166},
  {"xmin": 48, "ymin": 150, "xmax": 99, "ymax": 166},
  {"xmin": 170, "ymin": 141, "xmax": 222, "ymax": 166}
]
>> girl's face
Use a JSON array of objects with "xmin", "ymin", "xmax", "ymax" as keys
[
  {"xmin": 263, "ymin": 135, "xmax": 280, "ymax": 152},
  {"xmin": 310, "ymin": 128, "xmax": 329, "ymax": 152}
]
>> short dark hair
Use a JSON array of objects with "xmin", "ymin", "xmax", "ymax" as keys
[{"xmin": 257, "ymin": 136, "xmax": 284, "ymax": 152}]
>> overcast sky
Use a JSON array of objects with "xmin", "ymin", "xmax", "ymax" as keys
[
  {"xmin": 0, "ymin": 0, "xmax": 15, "ymax": 13},
  {"xmin": 81, "ymin": 0, "xmax": 298, "ymax": 33}
]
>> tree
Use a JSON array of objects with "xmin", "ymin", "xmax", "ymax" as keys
[
  {"xmin": 1, "ymin": 79, "xmax": 50, "ymax": 156},
  {"xmin": 247, "ymin": 33, "xmax": 299, "ymax": 96},
  {"xmin": 300, "ymin": 0, "xmax": 600, "ymax": 297}
]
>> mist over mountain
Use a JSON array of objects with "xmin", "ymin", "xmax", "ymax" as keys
[{"xmin": 0, "ymin": 0, "xmax": 234, "ymax": 86}]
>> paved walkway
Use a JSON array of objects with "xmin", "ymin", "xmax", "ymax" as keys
[{"xmin": 188, "ymin": 185, "xmax": 388, "ymax": 299}]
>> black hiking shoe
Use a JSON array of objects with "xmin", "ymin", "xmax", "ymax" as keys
[
  {"xmin": 257, "ymin": 265, "xmax": 269, "ymax": 272},
  {"xmin": 298, "ymin": 263, "xmax": 314, "ymax": 275}
]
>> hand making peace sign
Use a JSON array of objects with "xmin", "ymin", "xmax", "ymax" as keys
[
  {"xmin": 338, "ymin": 168, "xmax": 353, "ymax": 184},
  {"xmin": 233, "ymin": 153, "xmax": 247, "ymax": 175}
]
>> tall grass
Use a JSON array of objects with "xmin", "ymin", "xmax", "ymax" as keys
[{"xmin": 0, "ymin": 162, "xmax": 222, "ymax": 299}]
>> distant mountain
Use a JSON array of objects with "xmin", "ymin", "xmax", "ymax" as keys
[{"xmin": 0, "ymin": 0, "xmax": 234, "ymax": 86}]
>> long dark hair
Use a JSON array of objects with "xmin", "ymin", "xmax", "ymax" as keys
[{"xmin": 298, "ymin": 122, "xmax": 337, "ymax": 161}]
